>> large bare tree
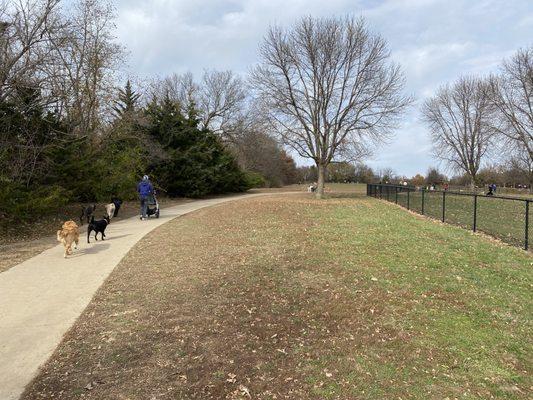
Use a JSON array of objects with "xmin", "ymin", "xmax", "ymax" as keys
[
  {"xmin": 422, "ymin": 76, "xmax": 496, "ymax": 187},
  {"xmin": 489, "ymin": 47, "xmax": 533, "ymax": 171},
  {"xmin": 251, "ymin": 16, "xmax": 410, "ymax": 198}
]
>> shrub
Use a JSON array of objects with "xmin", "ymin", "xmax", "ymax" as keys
[
  {"xmin": 244, "ymin": 171, "xmax": 267, "ymax": 188},
  {"xmin": 0, "ymin": 182, "xmax": 72, "ymax": 221}
]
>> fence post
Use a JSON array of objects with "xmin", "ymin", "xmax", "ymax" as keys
[
  {"xmin": 407, "ymin": 189, "xmax": 410, "ymax": 210},
  {"xmin": 473, "ymin": 194, "xmax": 477, "ymax": 232},
  {"xmin": 525, "ymin": 201, "xmax": 529, "ymax": 251},
  {"xmin": 442, "ymin": 191, "xmax": 446, "ymax": 222},
  {"xmin": 421, "ymin": 189, "xmax": 425, "ymax": 215},
  {"xmin": 395, "ymin": 187, "xmax": 398, "ymax": 204},
  {"xmin": 379, "ymin": 185, "xmax": 382, "ymax": 199}
]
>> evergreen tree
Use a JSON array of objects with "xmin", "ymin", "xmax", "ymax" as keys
[
  {"xmin": 112, "ymin": 80, "xmax": 141, "ymax": 118},
  {"xmin": 145, "ymin": 98, "xmax": 248, "ymax": 197}
]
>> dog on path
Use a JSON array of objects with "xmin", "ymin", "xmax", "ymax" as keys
[
  {"xmin": 105, "ymin": 203, "xmax": 116, "ymax": 220},
  {"xmin": 57, "ymin": 220, "xmax": 80, "ymax": 258},
  {"xmin": 80, "ymin": 204, "xmax": 96, "ymax": 225},
  {"xmin": 105, "ymin": 198, "xmax": 123, "ymax": 219},
  {"xmin": 87, "ymin": 215, "xmax": 110, "ymax": 243},
  {"xmin": 111, "ymin": 197, "xmax": 122, "ymax": 217}
]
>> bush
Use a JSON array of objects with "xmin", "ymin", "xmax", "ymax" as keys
[
  {"xmin": 0, "ymin": 182, "xmax": 72, "ymax": 220},
  {"xmin": 244, "ymin": 171, "xmax": 267, "ymax": 188}
]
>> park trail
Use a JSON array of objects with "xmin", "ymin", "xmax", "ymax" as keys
[{"xmin": 0, "ymin": 192, "xmax": 280, "ymax": 400}]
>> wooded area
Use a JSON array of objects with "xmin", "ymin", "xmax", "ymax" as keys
[{"xmin": 0, "ymin": 0, "xmax": 300, "ymax": 220}]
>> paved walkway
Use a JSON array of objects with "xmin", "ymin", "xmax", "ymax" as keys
[{"xmin": 0, "ymin": 193, "xmax": 271, "ymax": 400}]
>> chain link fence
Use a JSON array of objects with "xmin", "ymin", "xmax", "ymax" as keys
[{"xmin": 367, "ymin": 184, "xmax": 531, "ymax": 250}]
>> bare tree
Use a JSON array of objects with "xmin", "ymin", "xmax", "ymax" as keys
[
  {"xmin": 507, "ymin": 141, "xmax": 533, "ymax": 191},
  {"xmin": 46, "ymin": 0, "xmax": 123, "ymax": 135},
  {"xmin": 0, "ymin": 0, "xmax": 62, "ymax": 102},
  {"xmin": 147, "ymin": 70, "xmax": 246, "ymax": 141},
  {"xmin": 147, "ymin": 72, "xmax": 198, "ymax": 112},
  {"xmin": 0, "ymin": 0, "xmax": 66, "ymax": 186},
  {"xmin": 489, "ymin": 47, "xmax": 533, "ymax": 170},
  {"xmin": 251, "ymin": 16, "xmax": 410, "ymax": 198},
  {"xmin": 199, "ymin": 70, "xmax": 247, "ymax": 134},
  {"xmin": 422, "ymin": 76, "xmax": 496, "ymax": 187},
  {"xmin": 378, "ymin": 167, "xmax": 396, "ymax": 183}
]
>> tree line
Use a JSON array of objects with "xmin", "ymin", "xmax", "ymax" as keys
[{"xmin": 0, "ymin": 0, "xmax": 300, "ymax": 220}]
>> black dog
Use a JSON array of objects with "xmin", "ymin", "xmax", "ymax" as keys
[
  {"xmin": 110, "ymin": 197, "xmax": 123, "ymax": 217},
  {"xmin": 80, "ymin": 204, "xmax": 96, "ymax": 225},
  {"xmin": 87, "ymin": 215, "xmax": 110, "ymax": 243}
]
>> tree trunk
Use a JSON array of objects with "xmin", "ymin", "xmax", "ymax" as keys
[
  {"xmin": 469, "ymin": 175, "xmax": 475, "ymax": 191},
  {"xmin": 316, "ymin": 163, "xmax": 326, "ymax": 199}
]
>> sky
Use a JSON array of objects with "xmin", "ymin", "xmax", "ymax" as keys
[{"xmin": 113, "ymin": 0, "xmax": 533, "ymax": 177}]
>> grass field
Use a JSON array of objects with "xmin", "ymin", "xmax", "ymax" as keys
[
  {"xmin": 21, "ymin": 191, "xmax": 532, "ymax": 399},
  {"xmin": 375, "ymin": 188, "xmax": 531, "ymax": 249}
]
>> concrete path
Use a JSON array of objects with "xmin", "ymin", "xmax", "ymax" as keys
[{"xmin": 0, "ymin": 193, "xmax": 272, "ymax": 400}]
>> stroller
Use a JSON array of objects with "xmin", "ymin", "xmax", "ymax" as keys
[{"xmin": 145, "ymin": 192, "xmax": 160, "ymax": 218}]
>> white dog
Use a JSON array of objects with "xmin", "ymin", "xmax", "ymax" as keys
[{"xmin": 105, "ymin": 203, "xmax": 116, "ymax": 220}]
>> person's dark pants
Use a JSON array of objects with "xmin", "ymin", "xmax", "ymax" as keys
[{"xmin": 140, "ymin": 195, "xmax": 148, "ymax": 218}]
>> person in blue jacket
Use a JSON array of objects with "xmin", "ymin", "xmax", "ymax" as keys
[{"xmin": 137, "ymin": 175, "xmax": 154, "ymax": 220}]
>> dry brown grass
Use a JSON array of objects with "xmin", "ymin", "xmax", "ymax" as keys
[
  {"xmin": 20, "ymin": 193, "xmax": 532, "ymax": 399},
  {"xmin": 22, "ymin": 195, "xmax": 382, "ymax": 399}
]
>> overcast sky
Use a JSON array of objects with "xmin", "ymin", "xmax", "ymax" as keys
[{"xmin": 113, "ymin": 0, "xmax": 533, "ymax": 177}]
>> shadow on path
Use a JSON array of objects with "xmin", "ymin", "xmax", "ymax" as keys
[{"xmin": 69, "ymin": 243, "xmax": 111, "ymax": 257}]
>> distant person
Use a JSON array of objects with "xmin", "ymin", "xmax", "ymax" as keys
[
  {"xmin": 137, "ymin": 175, "xmax": 154, "ymax": 220},
  {"xmin": 486, "ymin": 184, "xmax": 494, "ymax": 196},
  {"xmin": 491, "ymin": 183, "xmax": 497, "ymax": 194}
]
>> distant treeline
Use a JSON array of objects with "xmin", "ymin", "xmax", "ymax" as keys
[{"xmin": 296, "ymin": 162, "xmax": 532, "ymax": 190}]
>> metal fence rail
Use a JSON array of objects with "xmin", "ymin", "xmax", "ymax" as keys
[{"xmin": 367, "ymin": 184, "xmax": 531, "ymax": 251}]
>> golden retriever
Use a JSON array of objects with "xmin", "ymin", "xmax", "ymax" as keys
[{"xmin": 57, "ymin": 220, "xmax": 80, "ymax": 258}]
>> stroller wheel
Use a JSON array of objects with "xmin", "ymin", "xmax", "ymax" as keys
[{"xmin": 156, "ymin": 210, "xmax": 160, "ymax": 218}]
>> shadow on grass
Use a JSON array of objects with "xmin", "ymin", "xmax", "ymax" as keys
[{"xmin": 322, "ymin": 192, "xmax": 367, "ymax": 200}]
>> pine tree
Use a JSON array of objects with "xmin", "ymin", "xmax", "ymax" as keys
[
  {"xmin": 145, "ymin": 97, "xmax": 248, "ymax": 197},
  {"xmin": 112, "ymin": 80, "xmax": 141, "ymax": 118}
]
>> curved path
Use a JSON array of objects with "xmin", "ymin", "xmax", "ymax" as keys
[{"xmin": 0, "ymin": 193, "xmax": 278, "ymax": 400}]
